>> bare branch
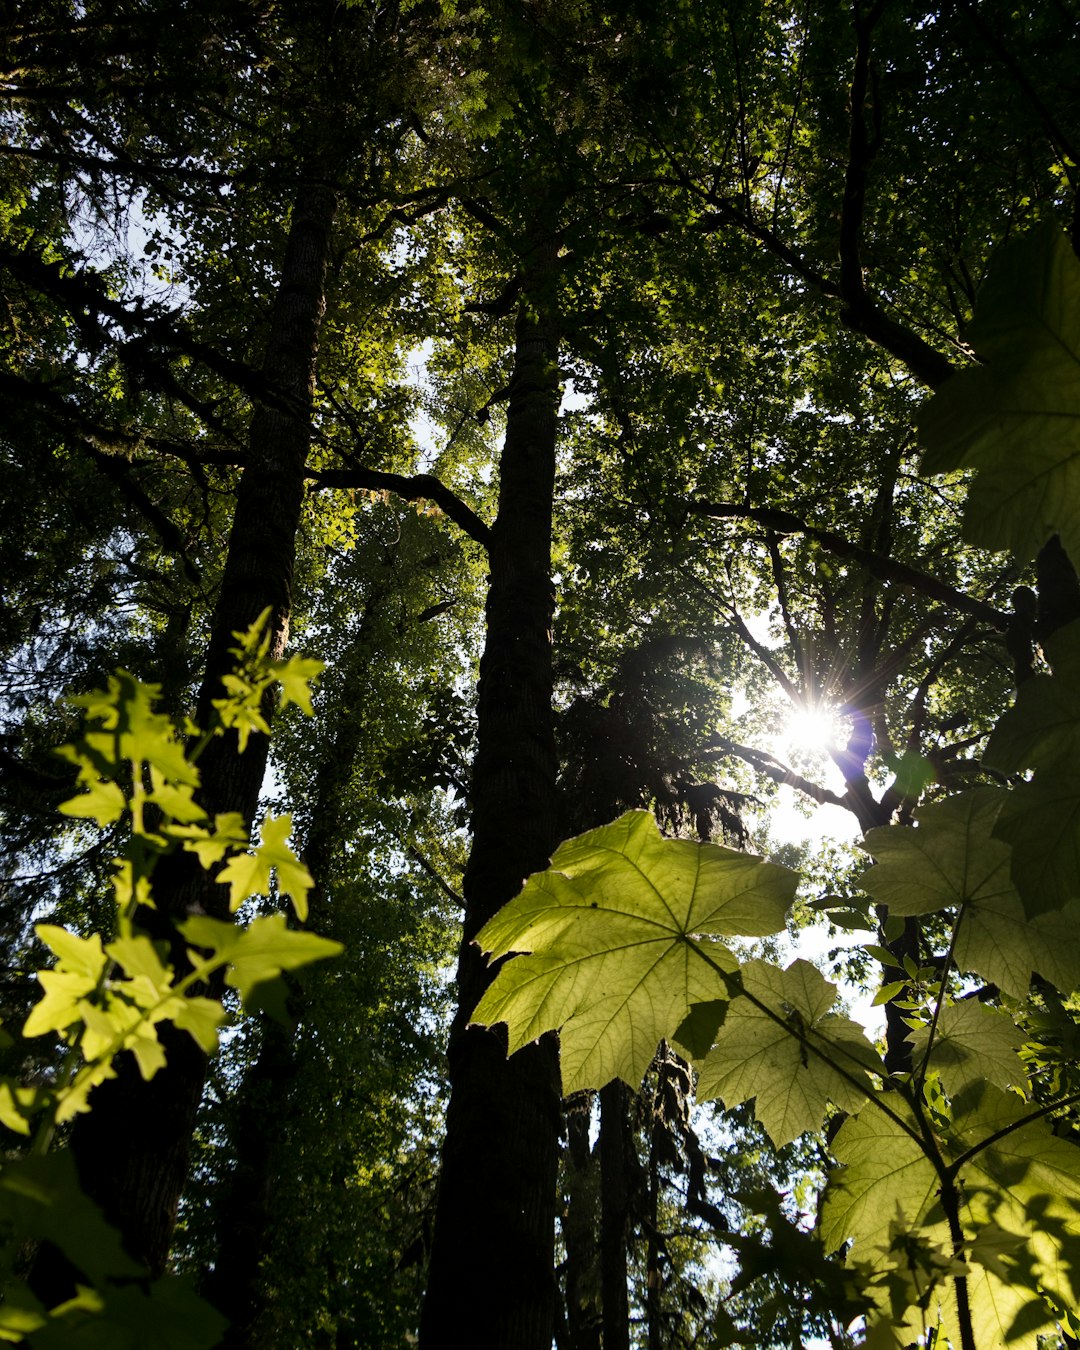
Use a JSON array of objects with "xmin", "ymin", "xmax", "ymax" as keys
[
  {"xmin": 704, "ymin": 735, "xmax": 848, "ymax": 810},
  {"xmin": 688, "ymin": 501, "xmax": 1008, "ymax": 629}
]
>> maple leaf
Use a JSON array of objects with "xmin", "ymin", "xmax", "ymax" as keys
[
  {"xmin": 820, "ymin": 1097, "xmax": 943, "ymax": 1258},
  {"xmin": 471, "ymin": 811, "xmax": 795, "ymax": 1094},
  {"xmin": 215, "ymin": 813, "xmax": 314, "ymax": 919},
  {"xmin": 919, "ymin": 222, "xmax": 1080, "ymax": 562},
  {"xmin": 908, "ymin": 1002, "xmax": 1025, "ymax": 1099},
  {"xmin": 861, "ymin": 787, "xmax": 1080, "ymax": 989},
  {"xmin": 985, "ymin": 622, "xmax": 1080, "ymax": 913},
  {"xmin": 181, "ymin": 913, "xmax": 343, "ymax": 1017},
  {"xmin": 692, "ymin": 959, "xmax": 883, "ymax": 1146},
  {"xmin": 860, "ymin": 788, "xmax": 1014, "ymax": 917}
]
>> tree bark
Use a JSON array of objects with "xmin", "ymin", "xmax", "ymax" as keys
[
  {"xmin": 31, "ymin": 179, "xmax": 338, "ymax": 1302},
  {"xmin": 202, "ymin": 581, "xmax": 396, "ymax": 1344},
  {"xmin": 419, "ymin": 243, "xmax": 563, "ymax": 1349},
  {"xmin": 562, "ymin": 1092, "xmax": 602, "ymax": 1350},
  {"xmin": 598, "ymin": 1080, "xmax": 633, "ymax": 1350}
]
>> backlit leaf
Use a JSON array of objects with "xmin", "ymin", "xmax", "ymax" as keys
[
  {"xmin": 919, "ymin": 223, "xmax": 1080, "ymax": 562},
  {"xmin": 985, "ymin": 623, "xmax": 1080, "ymax": 913},
  {"xmin": 860, "ymin": 788, "xmax": 1015, "ymax": 917},
  {"xmin": 180, "ymin": 913, "xmax": 343, "ymax": 1013},
  {"xmin": 58, "ymin": 779, "xmax": 126, "ymax": 826},
  {"xmin": 693, "ymin": 959, "xmax": 883, "ymax": 1145},
  {"xmin": 471, "ymin": 811, "xmax": 795, "ymax": 1093},
  {"xmin": 271, "ymin": 653, "xmax": 324, "ymax": 715},
  {"xmin": 215, "ymin": 813, "xmax": 313, "ymax": 918},
  {"xmin": 821, "ymin": 1097, "xmax": 941, "ymax": 1256},
  {"xmin": 954, "ymin": 889, "xmax": 1080, "ymax": 1000},
  {"xmin": 908, "ymin": 1002, "xmax": 1025, "ymax": 1099}
]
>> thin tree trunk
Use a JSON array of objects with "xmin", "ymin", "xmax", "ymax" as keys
[
  {"xmin": 419, "ymin": 242, "xmax": 563, "ymax": 1349},
  {"xmin": 599, "ymin": 1080, "xmax": 632, "ymax": 1350},
  {"xmin": 31, "ymin": 179, "xmax": 338, "ymax": 1302},
  {"xmin": 562, "ymin": 1091, "xmax": 602, "ymax": 1350}
]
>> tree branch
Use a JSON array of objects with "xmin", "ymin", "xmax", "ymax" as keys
[
  {"xmin": 0, "ymin": 241, "xmax": 281, "ymax": 411},
  {"xmin": 308, "ymin": 467, "xmax": 491, "ymax": 549},
  {"xmin": 703, "ymin": 735, "xmax": 848, "ymax": 810},
  {"xmin": 833, "ymin": 7, "xmax": 958, "ymax": 386},
  {"xmin": 688, "ymin": 501, "xmax": 1008, "ymax": 629},
  {"xmin": 407, "ymin": 844, "xmax": 464, "ymax": 909}
]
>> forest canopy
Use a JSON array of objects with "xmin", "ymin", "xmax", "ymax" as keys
[{"xmin": 2, "ymin": 1, "xmax": 1080, "ymax": 1347}]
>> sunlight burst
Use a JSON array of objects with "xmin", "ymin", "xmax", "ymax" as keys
[{"xmin": 781, "ymin": 703, "xmax": 843, "ymax": 759}]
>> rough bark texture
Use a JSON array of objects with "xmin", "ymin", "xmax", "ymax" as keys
[
  {"xmin": 31, "ymin": 181, "xmax": 337, "ymax": 1301},
  {"xmin": 419, "ymin": 249, "xmax": 562, "ymax": 1349}
]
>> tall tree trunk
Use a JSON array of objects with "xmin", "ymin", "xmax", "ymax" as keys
[
  {"xmin": 419, "ymin": 243, "xmax": 562, "ymax": 1349},
  {"xmin": 561, "ymin": 1092, "xmax": 602, "ymax": 1350},
  {"xmin": 203, "ymin": 584, "xmax": 394, "ymax": 1344},
  {"xmin": 598, "ymin": 1081, "xmax": 632, "ymax": 1350},
  {"xmin": 31, "ymin": 179, "xmax": 338, "ymax": 1302}
]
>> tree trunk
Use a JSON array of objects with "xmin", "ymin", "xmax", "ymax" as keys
[
  {"xmin": 598, "ymin": 1080, "xmax": 632, "ymax": 1350},
  {"xmin": 419, "ymin": 243, "xmax": 563, "ymax": 1349},
  {"xmin": 203, "ymin": 584, "xmax": 394, "ymax": 1343},
  {"xmin": 31, "ymin": 179, "xmax": 338, "ymax": 1302},
  {"xmin": 561, "ymin": 1092, "xmax": 602, "ymax": 1350}
]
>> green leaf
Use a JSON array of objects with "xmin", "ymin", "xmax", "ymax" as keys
[
  {"xmin": 180, "ymin": 913, "xmax": 343, "ymax": 1014},
  {"xmin": 170, "ymin": 997, "xmax": 226, "ymax": 1054},
  {"xmin": 471, "ymin": 811, "xmax": 796, "ymax": 1093},
  {"xmin": 215, "ymin": 813, "xmax": 313, "ymax": 918},
  {"xmin": 692, "ymin": 959, "xmax": 883, "ymax": 1146},
  {"xmin": 860, "ymin": 788, "xmax": 1015, "ymax": 917},
  {"xmin": 168, "ymin": 812, "xmax": 249, "ymax": 869},
  {"xmin": 0, "ymin": 1152, "xmax": 143, "ymax": 1286},
  {"xmin": 946, "ymin": 1085, "xmax": 1080, "ymax": 1338},
  {"xmin": 908, "ymin": 1002, "xmax": 1025, "ymax": 1098},
  {"xmin": 820, "ymin": 1097, "xmax": 942, "ymax": 1257},
  {"xmin": 986, "ymin": 623, "xmax": 1080, "ymax": 773},
  {"xmin": 938, "ymin": 1267, "xmax": 1056, "ymax": 1348},
  {"xmin": 0, "ymin": 1079, "xmax": 40, "ymax": 1135},
  {"xmin": 954, "ymin": 888, "xmax": 1080, "ymax": 1001},
  {"xmin": 862, "ymin": 944, "xmax": 899, "ymax": 966},
  {"xmin": 872, "ymin": 981, "xmax": 907, "ymax": 1006},
  {"xmin": 982, "ymin": 623, "xmax": 1080, "ymax": 913},
  {"xmin": 36, "ymin": 925, "xmax": 108, "ymax": 980},
  {"xmin": 27, "ymin": 1275, "xmax": 228, "ymax": 1350},
  {"xmin": 672, "ymin": 1000, "xmax": 727, "ymax": 1060},
  {"xmin": 270, "ymin": 652, "xmax": 324, "ymax": 715},
  {"xmin": 919, "ymin": 223, "xmax": 1080, "ymax": 561},
  {"xmin": 68, "ymin": 672, "xmax": 198, "ymax": 786},
  {"xmin": 146, "ymin": 770, "xmax": 205, "ymax": 825},
  {"xmin": 58, "ymin": 779, "xmax": 126, "ymax": 825},
  {"xmin": 55, "ymin": 1059, "xmax": 117, "ymax": 1122},
  {"xmin": 106, "ymin": 933, "xmax": 172, "ymax": 987},
  {"xmin": 993, "ymin": 774, "xmax": 1080, "ymax": 916},
  {"xmin": 24, "ymin": 970, "xmax": 98, "ymax": 1038},
  {"xmin": 0, "ymin": 1279, "xmax": 47, "ymax": 1337}
]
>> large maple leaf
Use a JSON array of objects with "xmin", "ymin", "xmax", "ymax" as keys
[{"xmin": 470, "ymin": 810, "xmax": 795, "ymax": 1093}]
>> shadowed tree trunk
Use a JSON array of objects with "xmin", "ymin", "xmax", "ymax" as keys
[
  {"xmin": 562, "ymin": 1091, "xmax": 602, "ymax": 1350},
  {"xmin": 599, "ymin": 1080, "xmax": 633, "ymax": 1350},
  {"xmin": 419, "ymin": 239, "xmax": 563, "ymax": 1349},
  {"xmin": 202, "ymin": 579, "xmax": 399, "ymax": 1344},
  {"xmin": 30, "ymin": 179, "xmax": 338, "ymax": 1304}
]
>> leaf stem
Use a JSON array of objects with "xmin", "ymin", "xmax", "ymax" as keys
[
  {"xmin": 913, "ymin": 900, "xmax": 967, "ymax": 1100},
  {"xmin": 947, "ymin": 1088, "xmax": 1080, "ymax": 1175},
  {"xmin": 690, "ymin": 941, "xmax": 923, "ymax": 1147}
]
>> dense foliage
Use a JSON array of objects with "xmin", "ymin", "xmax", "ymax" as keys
[{"xmin": 2, "ymin": 0, "xmax": 1080, "ymax": 1346}]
